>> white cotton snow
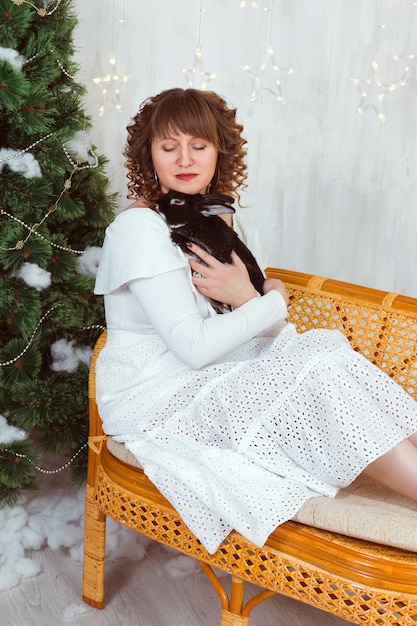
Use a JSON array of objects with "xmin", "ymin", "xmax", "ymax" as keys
[
  {"xmin": 0, "ymin": 459, "xmax": 215, "ymax": 597},
  {"xmin": 64, "ymin": 130, "xmax": 97, "ymax": 166},
  {"xmin": 62, "ymin": 603, "xmax": 90, "ymax": 620},
  {"xmin": 15, "ymin": 262, "xmax": 51, "ymax": 291},
  {"xmin": 77, "ymin": 246, "xmax": 102, "ymax": 277},
  {"xmin": 163, "ymin": 554, "xmax": 201, "ymax": 579},
  {"xmin": 0, "ymin": 46, "xmax": 25, "ymax": 70},
  {"xmin": 0, "ymin": 502, "xmax": 42, "ymax": 592},
  {"xmin": 0, "ymin": 470, "xmax": 152, "ymax": 594},
  {"xmin": 0, "ymin": 149, "xmax": 42, "ymax": 179},
  {"xmin": 50, "ymin": 338, "xmax": 92, "ymax": 373},
  {"xmin": 0, "ymin": 414, "xmax": 27, "ymax": 444}
]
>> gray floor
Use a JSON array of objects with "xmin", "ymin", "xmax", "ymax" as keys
[
  {"xmin": 1, "ymin": 538, "xmax": 352, "ymax": 626},
  {"xmin": 0, "ymin": 462, "xmax": 352, "ymax": 626}
]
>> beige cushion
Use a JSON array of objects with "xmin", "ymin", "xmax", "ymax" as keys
[
  {"xmin": 294, "ymin": 475, "xmax": 417, "ymax": 552},
  {"xmin": 107, "ymin": 437, "xmax": 143, "ymax": 469},
  {"xmin": 106, "ymin": 437, "xmax": 417, "ymax": 553}
]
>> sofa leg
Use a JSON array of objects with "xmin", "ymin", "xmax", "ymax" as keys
[
  {"xmin": 220, "ymin": 608, "xmax": 249, "ymax": 625},
  {"xmin": 220, "ymin": 576, "xmax": 276, "ymax": 625},
  {"xmin": 219, "ymin": 576, "xmax": 248, "ymax": 625},
  {"xmin": 82, "ymin": 484, "xmax": 107, "ymax": 608}
]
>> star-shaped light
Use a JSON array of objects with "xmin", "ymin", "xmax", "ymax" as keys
[
  {"xmin": 239, "ymin": 0, "xmax": 270, "ymax": 9},
  {"xmin": 92, "ymin": 51, "xmax": 129, "ymax": 116},
  {"xmin": 351, "ymin": 59, "xmax": 404, "ymax": 122},
  {"xmin": 239, "ymin": 0, "xmax": 259, "ymax": 8},
  {"xmin": 181, "ymin": 44, "xmax": 217, "ymax": 91},
  {"xmin": 393, "ymin": 50, "xmax": 416, "ymax": 87},
  {"xmin": 241, "ymin": 45, "xmax": 297, "ymax": 103}
]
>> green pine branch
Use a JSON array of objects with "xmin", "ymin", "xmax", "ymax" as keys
[{"xmin": 0, "ymin": 0, "xmax": 118, "ymax": 506}]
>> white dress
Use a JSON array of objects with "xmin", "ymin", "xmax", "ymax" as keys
[{"xmin": 94, "ymin": 208, "xmax": 417, "ymax": 554}]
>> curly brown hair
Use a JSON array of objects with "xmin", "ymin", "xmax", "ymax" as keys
[{"xmin": 124, "ymin": 88, "xmax": 248, "ymax": 207}]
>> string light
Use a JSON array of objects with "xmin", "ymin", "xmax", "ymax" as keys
[
  {"xmin": 92, "ymin": 50, "xmax": 129, "ymax": 116},
  {"xmin": 349, "ymin": 14, "xmax": 414, "ymax": 123},
  {"xmin": 239, "ymin": 1, "xmax": 269, "ymax": 9},
  {"xmin": 241, "ymin": 1, "xmax": 296, "ymax": 104},
  {"xmin": 240, "ymin": 0, "xmax": 258, "ymax": 7},
  {"xmin": 180, "ymin": 0, "xmax": 216, "ymax": 90},
  {"xmin": 181, "ymin": 43, "xmax": 217, "ymax": 91},
  {"xmin": 351, "ymin": 58, "xmax": 406, "ymax": 123},
  {"xmin": 393, "ymin": 50, "xmax": 416, "ymax": 87},
  {"xmin": 92, "ymin": 1, "xmax": 129, "ymax": 116},
  {"xmin": 242, "ymin": 44, "xmax": 297, "ymax": 103}
]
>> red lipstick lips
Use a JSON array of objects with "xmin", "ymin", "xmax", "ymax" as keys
[{"xmin": 176, "ymin": 173, "xmax": 197, "ymax": 181}]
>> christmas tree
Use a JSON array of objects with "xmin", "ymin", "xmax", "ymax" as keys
[{"xmin": 0, "ymin": 0, "xmax": 117, "ymax": 507}]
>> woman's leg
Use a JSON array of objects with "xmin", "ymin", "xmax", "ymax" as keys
[
  {"xmin": 362, "ymin": 438, "xmax": 417, "ymax": 501},
  {"xmin": 408, "ymin": 432, "xmax": 417, "ymax": 447}
]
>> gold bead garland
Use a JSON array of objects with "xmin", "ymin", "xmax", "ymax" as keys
[
  {"xmin": 24, "ymin": 49, "xmax": 75, "ymax": 81},
  {"xmin": 11, "ymin": 0, "xmax": 62, "ymax": 18},
  {"xmin": 0, "ymin": 304, "xmax": 62, "ymax": 367},
  {"xmin": 0, "ymin": 9, "xmax": 97, "ymax": 251},
  {"xmin": 2, "ymin": 442, "xmax": 88, "ymax": 475},
  {"xmin": 0, "ymin": 208, "xmax": 85, "ymax": 254},
  {"xmin": 2, "ymin": 0, "xmax": 99, "ymax": 475},
  {"xmin": 54, "ymin": 54, "xmax": 75, "ymax": 80},
  {"xmin": 80, "ymin": 324, "xmax": 106, "ymax": 332},
  {"xmin": 0, "ymin": 133, "xmax": 54, "ymax": 165},
  {"xmin": 61, "ymin": 141, "xmax": 98, "ymax": 171},
  {"xmin": 0, "ymin": 140, "xmax": 99, "ymax": 254},
  {"xmin": 0, "ymin": 303, "xmax": 105, "ymax": 369}
]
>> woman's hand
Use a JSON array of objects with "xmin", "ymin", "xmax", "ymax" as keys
[
  {"xmin": 188, "ymin": 243, "xmax": 258, "ymax": 309},
  {"xmin": 262, "ymin": 278, "xmax": 289, "ymax": 305}
]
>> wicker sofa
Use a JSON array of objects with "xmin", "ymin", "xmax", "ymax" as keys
[{"xmin": 82, "ymin": 267, "xmax": 417, "ymax": 625}]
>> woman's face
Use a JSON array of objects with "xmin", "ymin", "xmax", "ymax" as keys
[{"xmin": 151, "ymin": 131, "xmax": 218, "ymax": 196}]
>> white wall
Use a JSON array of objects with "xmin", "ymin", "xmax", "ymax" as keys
[{"xmin": 73, "ymin": 0, "xmax": 417, "ymax": 296}]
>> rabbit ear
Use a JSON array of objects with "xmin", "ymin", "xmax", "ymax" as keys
[
  {"xmin": 200, "ymin": 204, "xmax": 235, "ymax": 216},
  {"xmin": 199, "ymin": 193, "xmax": 235, "ymax": 216},
  {"xmin": 200, "ymin": 193, "xmax": 234, "ymax": 205}
]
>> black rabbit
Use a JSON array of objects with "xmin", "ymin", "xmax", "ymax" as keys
[{"xmin": 156, "ymin": 190, "xmax": 265, "ymax": 313}]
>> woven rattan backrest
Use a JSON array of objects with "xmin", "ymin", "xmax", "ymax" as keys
[{"xmin": 266, "ymin": 268, "xmax": 417, "ymax": 401}]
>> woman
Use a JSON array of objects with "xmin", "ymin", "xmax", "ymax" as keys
[{"xmin": 95, "ymin": 87, "xmax": 417, "ymax": 555}]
